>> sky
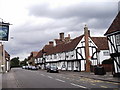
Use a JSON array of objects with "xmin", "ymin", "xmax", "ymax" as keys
[{"xmin": 0, "ymin": 0, "xmax": 119, "ymax": 60}]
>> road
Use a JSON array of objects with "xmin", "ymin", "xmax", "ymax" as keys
[{"xmin": 2, "ymin": 68, "xmax": 120, "ymax": 89}]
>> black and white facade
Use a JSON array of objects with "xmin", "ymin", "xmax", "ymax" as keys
[
  {"xmin": 105, "ymin": 11, "xmax": 120, "ymax": 77},
  {"xmin": 35, "ymin": 26, "xmax": 110, "ymax": 72}
]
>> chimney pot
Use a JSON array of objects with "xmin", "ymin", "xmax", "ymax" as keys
[
  {"xmin": 68, "ymin": 34, "xmax": 70, "ymax": 38},
  {"xmin": 59, "ymin": 32, "xmax": 64, "ymax": 41},
  {"xmin": 88, "ymin": 30, "xmax": 90, "ymax": 36},
  {"xmin": 49, "ymin": 41, "xmax": 54, "ymax": 46}
]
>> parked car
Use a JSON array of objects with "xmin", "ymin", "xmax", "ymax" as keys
[
  {"xmin": 22, "ymin": 66, "xmax": 26, "ymax": 69},
  {"xmin": 47, "ymin": 65, "xmax": 59, "ymax": 73},
  {"xmin": 28, "ymin": 66, "xmax": 32, "ymax": 70},
  {"xmin": 31, "ymin": 66, "xmax": 38, "ymax": 70},
  {"xmin": 25, "ymin": 66, "xmax": 29, "ymax": 69}
]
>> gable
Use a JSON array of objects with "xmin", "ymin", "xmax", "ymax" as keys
[
  {"xmin": 91, "ymin": 37, "xmax": 109, "ymax": 50},
  {"xmin": 75, "ymin": 36, "xmax": 98, "ymax": 49},
  {"xmin": 105, "ymin": 11, "xmax": 120, "ymax": 35}
]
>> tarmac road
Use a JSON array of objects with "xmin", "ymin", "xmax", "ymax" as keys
[{"xmin": 2, "ymin": 68, "xmax": 120, "ymax": 89}]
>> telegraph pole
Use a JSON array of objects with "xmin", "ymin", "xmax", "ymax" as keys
[{"xmin": 84, "ymin": 25, "xmax": 91, "ymax": 72}]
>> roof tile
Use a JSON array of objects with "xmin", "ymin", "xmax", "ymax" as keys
[{"xmin": 105, "ymin": 11, "xmax": 120, "ymax": 35}]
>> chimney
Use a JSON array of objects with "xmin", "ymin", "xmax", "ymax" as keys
[
  {"xmin": 68, "ymin": 34, "xmax": 70, "ymax": 39},
  {"xmin": 59, "ymin": 32, "xmax": 64, "ymax": 41},
  {"xmin": 88, "ymin": 30, "xmax": 90, "ymax": 36},
  {"xmin": 49, "ymin": 41, "xmax": 54, "ymax": 46},
  {"xmin": 118, "ymin": 1, "xmax": 120, "ymax": 12},
  {"xmin": 84, "ymin": 25, "xmax": 91, "ymax": 72}
]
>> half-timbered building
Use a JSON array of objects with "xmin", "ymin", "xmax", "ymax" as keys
[
  {"xmin": 28, "ymin": 51, "xmax": 38, "ymax": 66},
  {"xmin": 105, "ymin": 11, "xmax": 120, "ymax": 77},
  {"xmin": 35, "ymin": 26, "xmax": 110, "ymax": 72}
]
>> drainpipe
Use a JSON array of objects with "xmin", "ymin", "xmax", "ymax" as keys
[{"xmin": 84, "ymin": 25, "xmax": 91, "ymax": 72}]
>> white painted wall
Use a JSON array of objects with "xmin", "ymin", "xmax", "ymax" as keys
[
  {"xmin": 73, "ymin": 61, "xmax": 80, "ymax": 71},
  {"xmin": 81, "ymin": 60, "xmax": 86, "ymax": 71},
  {"xmin": 66, "ymin": 50, "xmax": 76, "ymax": 60},
  {"xmin": 98, "ymin": 50, "xmax": 110, "ymax": 64}
]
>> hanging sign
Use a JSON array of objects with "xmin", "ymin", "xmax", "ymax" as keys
[{"xmin": 0, "ymin": 22, "xmax": 9, "ymax": 41}]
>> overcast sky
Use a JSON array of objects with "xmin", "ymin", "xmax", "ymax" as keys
[{"xmin": 0, "ymin": 0, "xmax": 119, "ymax": 60}]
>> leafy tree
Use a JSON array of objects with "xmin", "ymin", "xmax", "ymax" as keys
[
  {"xmin": 10, "ymin": 57, "xmax": 20, "ymax": 67},
  {"xmin": 20, "ymin": 58, "xmax": 28, "ymax": 66}
]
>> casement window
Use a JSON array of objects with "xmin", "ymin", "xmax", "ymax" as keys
[
  {"xmin": 66, "ymin": 55, "xmax": 69, "ymax": 58},
  {"xmin": 103, "ymin": 51, "xmax": 109, "ymax": 56},
  {"xmin": 116, "ymin": 34, "xmax": 120, "ymax": 45},
  {"xmin": 115, "ymin": 34, "xmax": 120, "ymax": 52},
  {"xmin": 54, "ymin": 54, "xmax": 57, "ymax": 59}
]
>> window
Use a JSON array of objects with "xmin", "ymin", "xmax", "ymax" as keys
[
  {"xmin": 54, "ymin": 54, "xmax": 57, "ymax": 59},
  {"xmin": 103, "ymin": 51, "xmax": 109, "ymax": 56},
  {"xmin": 116, "ymin": 34, "xmax": 120, "ymax": 45}
]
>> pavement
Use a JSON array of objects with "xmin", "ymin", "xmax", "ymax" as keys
[
  {"xmin": 59, "ymin": 70, "xmax": 120, "ymax": 83},
  {"xmin": 2, "ymin": 71, "xmax": 18, "ymax": 88},
  {"xmin": 0, "ymin": 73, "xmax": 2, "ymax": 89}
]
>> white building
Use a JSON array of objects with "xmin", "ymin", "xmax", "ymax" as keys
[{"xmin": 35, "ymin": 26, "xmax": 110, "ymax": 71}]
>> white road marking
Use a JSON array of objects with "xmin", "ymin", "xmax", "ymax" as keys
[
  {"xmin": 47, "ymin": 76, "xmax": 53, "ymax": 79},
  {"xmin": 41, "ymin": 74, "xmax": 45, "ymax": 76},
  {"xmin": 55, "ymin": 79, "xmax": 65, "ymax": 82},
  {"xmin": 70, "ymin": 83, "xmax": 87, "ymax": 88},
  {"xmin": 100, "ymin": 85, "xmax": 108, "ymax": 88},
  {"xmin": 66, "ymin": 78, "xmax": 70, "ymax": 79}
]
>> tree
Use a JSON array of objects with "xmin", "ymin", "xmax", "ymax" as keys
[
  {"xmin": 10, "ymin": 57, "xmax": 20, "ymax": 67},
  {"xmin": 20, "ymin": 58, "xmax": 28, "ymax": 66}
]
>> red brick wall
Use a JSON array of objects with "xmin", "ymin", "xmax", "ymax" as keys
[{"xmin": 102, "ymin": 64, "xmax": 113, "ymax": 72}]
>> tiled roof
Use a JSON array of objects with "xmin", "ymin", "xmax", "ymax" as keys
[
  {"xmin": 36, "ymin": 35, "xmax": 109, "ymax": 57},
  {"xmin": 45, "ymin": 35, "xmax": 84, "ymax": 55},
  {"xmin": 105, "ymin": 11, "xmax": 120, "ymax": 35},
  {"xmin": 5, "ymin": 50, "xmax": 10, "ymax": 58},
  {"xmin": 54, "ymin": 39, "xmax": 64, "ymax": 45},
  {"xmin": 91, "ymin": 37, "xmax": 109, "ymax": 50},
  {"xmin": 29, "ymin": 52, "xmax": 38, "ymax": 58},
  {"xmin": 36, "ymin": 50, "xmax": 43, "ymax": 58},
  {"xmin": 32, "ymin": 52, "xmax": 38, "ymax": 57}
]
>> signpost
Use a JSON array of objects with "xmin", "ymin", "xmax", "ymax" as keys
[{"xmin": 0, "ymin": 19, "xmax": 11, "ymax": 73}]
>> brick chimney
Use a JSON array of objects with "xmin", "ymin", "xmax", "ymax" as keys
[
  {"xmin": 64, "ymin": 34, "xmax": 71, "ymax": 43},
  {"xmin": 49, "ymin": 41, "xmax": 54, "ymax": 47},
  {"xmin": 59, "ymin": 32, "xmax": 64, "ymax": 41},
  {"xmin": 68, "ymin": 34, "xmax": 70, "ymax": 39},
  {"xmin": 88, "ymin": 30, "xmax": 90, "ymax": 36}
]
